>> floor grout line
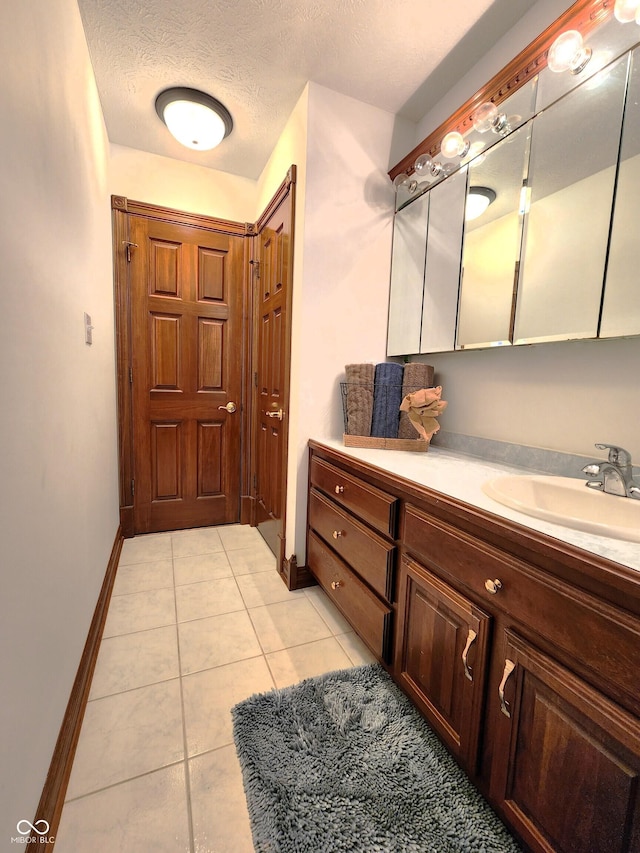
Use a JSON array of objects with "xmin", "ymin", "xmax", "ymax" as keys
[{"xmin": 169, "ymin": 537, "xmax": 196, "ymax": 853}]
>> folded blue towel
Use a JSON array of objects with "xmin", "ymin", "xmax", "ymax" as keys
[{"xmin": 371, "ymin": 362, "xmax": 404, "ymax": 438}]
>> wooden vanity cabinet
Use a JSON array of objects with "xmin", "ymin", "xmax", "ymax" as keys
[
  {"xmin": 307, "ymin": 455, "xmax": 398, "ymax": 661},
  {"xmin": 394, "ymin": 554, "xmax": 491, "ymax": 772},
  {"xmin": 305, "ymin": 442, "xmax": 640, "ymax": 853}
]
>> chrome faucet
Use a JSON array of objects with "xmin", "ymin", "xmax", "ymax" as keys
[{"xmin": 582, "ymin": 444, "xmax": 640, "ymax": 499}]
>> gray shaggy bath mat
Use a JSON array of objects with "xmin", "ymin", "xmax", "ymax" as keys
[{"xmin": 232, "ymin": 663, "xmax": 521, "ymax": 852}]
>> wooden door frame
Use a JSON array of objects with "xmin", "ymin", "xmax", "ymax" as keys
[
  {"xmin": 245, "ymin": 167, "xmax": 297, "ymax": 579},
  {"xmin": 111, "ymin": 195, "xmax": 252, "ymax": 537}
]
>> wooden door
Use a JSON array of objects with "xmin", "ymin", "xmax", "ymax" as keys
[
  {"xmin": 395, "ymin": 555, "xmax": 491, "ymax": 772},
  {"xmin": 130, "ymin": 214, "xmax": 245, "ymax": 533},
  {"xmin": 253, "ymin": 170, "xmax": 295, "ymax": 561},
  {"xmin": 492, "ymin": 630, "xmax": 640, "ymax": 853}
]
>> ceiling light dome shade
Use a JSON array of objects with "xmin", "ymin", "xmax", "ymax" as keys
[
  {"xmin": 466, "ymin": 186, "xmax": 496, "ymax": 221},
  {"xmin": 155, "ymin": 88, "xmax": 233, "ymax": 151}
]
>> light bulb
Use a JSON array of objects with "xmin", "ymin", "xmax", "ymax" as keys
[
  {"xmin": 414, "ymin": 153, "xmax": 433, "ymax": 174},
  {"xmin": 440, "ymin": 131, "xmax": 469, "ymax": 159},
  {"xmin": 547, "ymin": 30, "xmax": 592, "ymax": 74},
  {"xmin": 473, "ymin": 102, "xmax": 498, "ymax": 133},
  {"xmin": 393, "ymin": 172, "xmax": 411, "ymax": 189},
  {"xmin": 614, "ymin": 0, "xmax": 640, "ymax": 22}
]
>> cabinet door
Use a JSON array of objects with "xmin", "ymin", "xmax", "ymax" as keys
[
  {"xmin": 394, "ymin": 555, "xmax": 490, "ymax": 771},
  {"xmin": 493, "ymin": 630, "xmax": 640, "ymax": 853}
]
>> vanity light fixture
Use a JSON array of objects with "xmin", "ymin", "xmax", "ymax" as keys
[
  {"xmin": 393, "ymin": 172, "xmax": 418, "ymax": 193},
  {"xmin": 614, "ymin": 0, "xmax": 640, "ymax": 23},
  {"xmin": 547, "ymin": 30, "xmax": 592, "ymax": 74},
  {"xmin": 155, "ymin": 87, "xmax": 233, "ymax": 151},
  {"xmin": 465, "ymin": 186, "xmax": 496, "ymax": 221},
  {"xmin": 440, "ymin": 131, "xmax": 470, "ymax": 159}
]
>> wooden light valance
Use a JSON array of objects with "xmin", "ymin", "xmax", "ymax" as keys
[{"xmin": 389, "ymin": 0, "xmax": 613, "ymax": 181}]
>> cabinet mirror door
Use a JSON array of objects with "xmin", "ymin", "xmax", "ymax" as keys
[
  {"xmin": 420, "ymin": 169, "xmax": 466, "ymax": 353},
  {"xmin": 514, "ymin": 54, "xmax": 629, "ymax": 344},
  {"xmin": 387, "ymin": 191, "xmax": 429, "ymax": 356},
  {"xmin": 456, "ymin": 123, "xmax": 531, "ymax": 349},
  {"xmin": 601, "ymin": 47, "xmax": 640, "ymax": 338}
]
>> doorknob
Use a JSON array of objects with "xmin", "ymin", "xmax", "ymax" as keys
[
  {"xmin": 265, "ymin": 408, "xmax": 284, "ymax": 420},
  {"xmin": 218, "ymin": 401, "xmax": 237, "ymax": 413}
]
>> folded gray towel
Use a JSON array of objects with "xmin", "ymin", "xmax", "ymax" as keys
[
  {"xmin": 344, "ymin": 364, "xmax": 375, "ymax": 436},
  {"xmin": 398, "ymin": 363, "xmax": 435, "ymax": 439}
]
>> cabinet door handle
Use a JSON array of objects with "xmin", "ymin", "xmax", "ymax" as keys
[
  {"xmin": 499, "ymin": 659, "xmax": 516, "ymax": 718},
  {"xmin": 335, "ymin": 485, "xmax": 344, "ymax": 494},
  {"xmin": 332, "ymin": 530, "xmax": 344, "ymax": 539},
  {"xmin": 461, "ymin": 628, "xmax": 478, "ymax": 682},
  {"xmin": 485, "ymin": 578, "xmax": 503, "ymax": 595},
  {"xmin": 331, "ymin": 580, "xmax": 343, "ymax": 590}
]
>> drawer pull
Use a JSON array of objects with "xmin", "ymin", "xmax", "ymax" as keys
[
  {"xmin": 499, "ymin": 659, "xmax": 516, "ymax": 718},
  {"xmin": 334, "ymin": 484, "xmax": 345, "ymax": 494},
  {"xmin": 485, "ymin": 578, "xmax": 503, "ymax": 595},
  {"xmin": 331, "ymin": 580, "xmax": 343, "ymax": 590},
  {"xmin": 332, "ymin": 530, "xmax": 344, "ymax": 539},
  {"xmin": 461, "ymin": 628, "xmax": 477, "ymax": 682}
]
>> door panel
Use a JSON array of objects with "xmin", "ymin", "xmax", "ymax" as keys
[
  {"xmin": 254, "ymin": 180, "xmax": 294, "ymax": 559},
  {"xmin": 493, "ymin": 630, "xmax": 640, "ymax": 853},
  {"xmin": 131, "ymin": 216, "xmax": 244, "ymax": 533}
]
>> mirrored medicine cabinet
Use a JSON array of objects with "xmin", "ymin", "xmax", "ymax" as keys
[{"xmin": 386, "ymin": 7, "xmax": 640, "ymax": 357}]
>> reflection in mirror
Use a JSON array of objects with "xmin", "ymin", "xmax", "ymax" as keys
[
  {"xmin": 420, "ymin": 169, "xmax": 466, "ymax": 353},
  {"xmin": 601, "ymin": 47, "xmax": 640, "ymax": 338},
  {"xmin": 456, "ymin": 123, "xmax": 531, "ymax": 349},
  {"xmin": 514, "ymin": 54, "xmax": 630, "ymax": 344},
  {"xmin": 387, "ymin": 191, "xmax": 428, "ymax": 356}
]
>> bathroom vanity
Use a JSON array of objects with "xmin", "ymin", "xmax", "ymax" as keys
[{"xmin": 305, "ymin": 439, "xmax": 640, "ymax": 853}]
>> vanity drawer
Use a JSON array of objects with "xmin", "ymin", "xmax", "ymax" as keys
[
  {"xmin": 310, "ymin": 456, "xmax": 397, "ymax": 537},
  {"xmin": 308, "ymin": 530, "xmax": 392, "ymax": 661},
  {"xmin": 404, "ymin": 504, "xmax": 640, "ymax": 712},
  {"xmin": 309, "ymin": 488, "xmax": 395, "ymax": 602}
]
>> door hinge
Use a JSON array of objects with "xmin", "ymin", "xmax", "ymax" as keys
[
  {"xmin": 254, "ymin": 371, "xmax": 258, "ymax": 387},
  {"xmin": 131, "ymin": 478, "xmax": 135, "ymax": 497},
  {"xmin": 249, "ymin": 259, "xmax": 260, "ymax": 280},
  {"xmin": 129, "ymin": 367, "xmax": 133, "ymax": 384},
  {"xmin": 253, "ymin": 473, "xmax": 257, "ymax": 490},
  {"xmin": 123, "ymin": 241, "xmax": 138, "ymax": 263}
]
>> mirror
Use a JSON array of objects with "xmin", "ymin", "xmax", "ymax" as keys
[
  {"xmin": 457, "ymin": 123, "xmax": 531, "ymax": 349},
  {"xmin": 601, "ymin": 46, "xmax": 640, "ymax": 338},
  {"xmin": 420, "ymin": 169, "xmax": 466, "ymax": 353},
  {"xmin": 386, "ymin": 191, "xmax": 428, "ymax": 355},
  {"xmin": 386, "ymin": 12, "xmax": 640, "ymax": 357},
  {"xmin": 514, "ymin": 53, "xmax": 630, "ymax": 344}
]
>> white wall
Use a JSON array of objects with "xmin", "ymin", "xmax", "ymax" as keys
[
  {"xmin": 110, "ymin": 144, "xmax": 257, "ymax": 222},
  {"xmin": 0, "ymin": 0, "xmax": 119, "ymax": 840},
  {"xmin": 286, "ymin": 83, "xmax": 415, "ymax": 560},
  {"xmin": 412, "ymin": 0, "xmax": 640, "ymax": 460}
]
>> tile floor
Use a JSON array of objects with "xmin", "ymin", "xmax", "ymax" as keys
[{"xmin": 54, "ymin": 524, "xmax": 375, "ymax": 852}]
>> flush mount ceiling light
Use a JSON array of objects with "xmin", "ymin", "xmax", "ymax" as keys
[
  {"xmin": 547, "ymin": 30, "xmax": 592, "ymax": 74},
  {"xmin": 155, "ymin": 87, "xmax": 233, "ymax": 151},
  {"xmin": 466, "ymin": 186, "xmax": 496, "ymax": 221}
]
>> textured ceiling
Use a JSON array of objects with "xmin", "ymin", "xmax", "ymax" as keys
[{"xmin": 77, "ymin": 0, "xmax": 533, "ymax": 179}]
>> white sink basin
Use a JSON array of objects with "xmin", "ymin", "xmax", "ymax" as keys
[{"xmin": 483, "ymin": 475, "xmax": 640, "ymax": 543}]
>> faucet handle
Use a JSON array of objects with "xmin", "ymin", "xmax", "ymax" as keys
[{"xmin": 594, "ymin": 444, "xmax": 632, "ymax": 466}]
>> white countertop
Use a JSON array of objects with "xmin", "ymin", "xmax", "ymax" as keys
[{"xmin": 312, "ymin": 438, "xmax": 640, "ymax": 573}]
